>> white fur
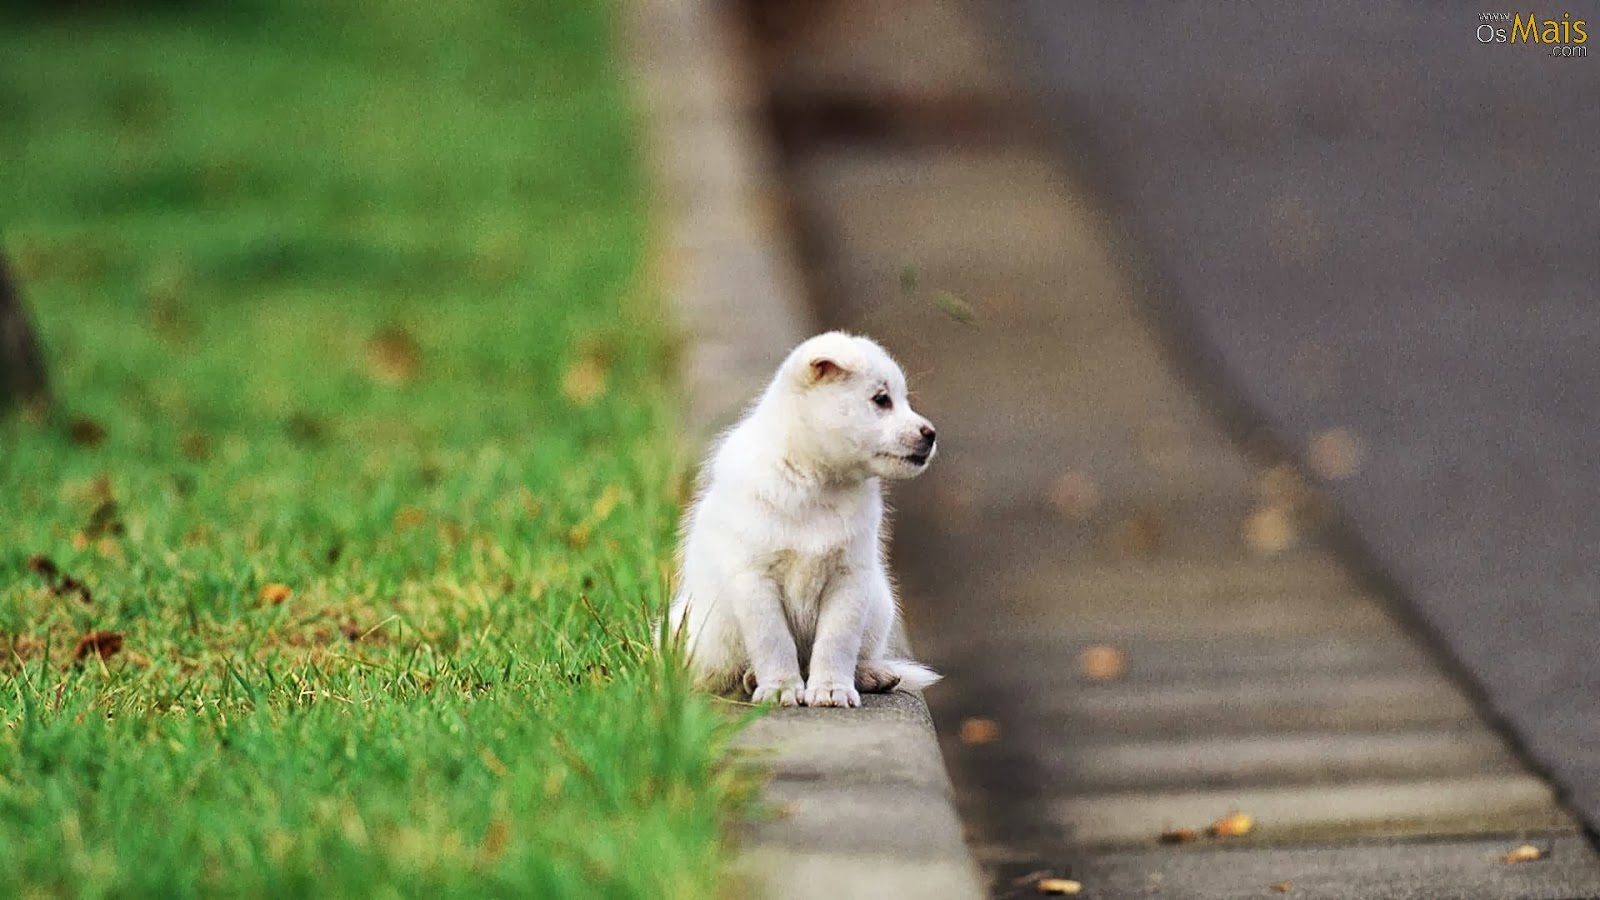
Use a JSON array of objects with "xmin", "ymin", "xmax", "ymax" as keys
[{"xmin": 668, "ymin": 332, "xmax": 942, "ymax": 707}]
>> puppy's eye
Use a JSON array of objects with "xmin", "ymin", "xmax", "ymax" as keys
[{"xmin": 872, "ymin": 392, "xmax": 893, "ymax": 410}]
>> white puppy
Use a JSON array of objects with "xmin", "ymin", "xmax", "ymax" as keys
[{"xmin": 669, "ymin": 331, "xmax": 941, "ymax": 707}]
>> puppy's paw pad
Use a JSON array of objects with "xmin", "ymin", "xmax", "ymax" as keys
[
  {"xmin": 802, "ymin": 681, "xmax": 861, "ymax": 708},
  {"xmin": 752, "ymin": 678, "xmax": 804, "ymax": 707},
  {"xmin": 855, "ymin": 662, "xmax": 902, "ymax": 694}
]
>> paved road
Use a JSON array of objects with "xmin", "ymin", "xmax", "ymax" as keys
[{"xmin": 998, "ymin": 1, "xmax": 1600, "ymax": 830}]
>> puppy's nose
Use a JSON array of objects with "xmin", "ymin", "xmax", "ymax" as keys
[{"xmin": 920, "ymin": 425, "xmax": 936, "ymax": 443}]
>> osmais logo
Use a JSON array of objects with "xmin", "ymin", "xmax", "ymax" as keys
[{"xmin": 1478, "ymin": 12, "xmax": 1589, "ymax": 56}]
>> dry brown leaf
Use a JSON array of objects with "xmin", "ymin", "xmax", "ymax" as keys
[
  {"xmin": 1158, "ymin": 827, "xmax": 1198, "ymax": 844},
  {"xmin": 561, "ymin": 356, "xmax": 608, "ymax": 407},
  {"xmin": 1270, "ymin": 882, "xmax": 1292, "ymax": 894},
  {"xmin": 1208, "ymin": 812, "xmax": 1254, "ymax": 837},
  {"xmin": 1308, "ymin": 428, "xmax": 1362, "ymax": 480},
  {"xmin": 64, "ymin": 575, "xmax": 93, "ymax": 604},
  {"xmin": 260, "ymin": 583, "xmax": 292, "ymax": 605},
  {"xmin": 85, "ymin": 497, "xmax": 125, "ymax": 539},
  {"xmin": 366, "ymin": 326, "xmax": 420, "ymax": 385},
  {"xmin": 958, "ymin": 717, "xmax": 1000, "ymax": 745},
  {"xmin": 73, "ymin": 630, "xmax": 123, "ymax": 664},
  {"xmin": 1113, "ymin": 509, "xmax": 1165, "ymax": 559},
  {"xmin": 565, "ymin": 522, "xmax": 592, "ymax": 548},
  {"xmin": 478, "ymin": 816, "xmax": 510, "ymax": 862},
  {"xmin": 1049, "ymin": 471, "xmax": 1100, "ymax": 520},
  {"xmin": 180, "ymin": 432, "xmax": 211, "ymax": 461},
  {"xmin": 26, "ymin": 555, "xmax": 92, "ymax": 604},
  {"xmin": 68, "ymin": 417, "xmax": 107, "ymax": 448},
  {"xmin": 591, "ymin": 484, "xmax": 624, "ymax": 522},
  {"xmin": 1504, "ymin": 844, "xmax": 1545, "ymax": 863},
  {"xmin": 26, "ymin": 554, "xmax": 60, "ymax": 580},
  {"xmin": 1036, "ymin": 878, "xmax": 1082, "ymax": 896},
  {"xmin": 1079, "ymin": 645, "xmax": 1127, "ymax": 681},
  {"xmin": 1242, "ymin": 505, "xmax": 1295, "ymax": 555}
]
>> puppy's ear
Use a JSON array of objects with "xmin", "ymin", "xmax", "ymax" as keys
[{"xmin": 805, "ymin": 357, "xmax": 849, "ymax": 385}]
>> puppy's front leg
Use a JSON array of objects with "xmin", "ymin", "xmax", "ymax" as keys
[
  {"xmin": 804, "ymin": 570, "xmax": 868, "ymax": 708},
  {"xmin": 732, "ymin": 571, "xmax": 804, "ymax": 706}
]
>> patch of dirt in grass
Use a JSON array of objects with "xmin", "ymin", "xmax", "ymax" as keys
[{"xmin": 72, "ymin": 630, "xmax": 124, "ymax": 664}]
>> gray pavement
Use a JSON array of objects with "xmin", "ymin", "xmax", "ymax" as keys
[{"xmin": 998, "ymin": 0, "xmax": 1600, "ymax": 834}]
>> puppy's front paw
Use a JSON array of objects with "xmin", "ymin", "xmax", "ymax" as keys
[
  {"xmin": 802, "ymin": 680, "xmax": 861, "ymax": 708},
  {"xmin": 751, "ymin": 676, "xmax": 804, "ymax": 707}
]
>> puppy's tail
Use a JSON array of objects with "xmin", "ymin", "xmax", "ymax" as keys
[{"xmin": 874, "ymin": 658, "xmax": 943, "ymax": 692}]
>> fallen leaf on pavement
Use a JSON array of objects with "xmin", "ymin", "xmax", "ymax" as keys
[
  {"xmin": 1504, "ymin": 844, "xmax": 1545, "ymax": 863},
  {"xmin": 1270, "ymin": 882, "xmax": 1291, "ymax": 893},
  {"xmin": 1209, "ymin": 812, "xmax": 1254, "ymax": 837},
  {"xmin": 959, "ymin": 717, "xmax": 1000, "ymax": 745},
  {"xmin": 1079, "ymin": 645, "xmax": 1127, "ymax": 680},
  {"xmin": 1113, "ymin": 509, "xmax": 1165, "ymax": 559},
  {"xmin": 1158, "ymin": 827, "xmax": 1198, "ymax": 844},
  {"xmin": 1242, "ymin": 505, "xmax": 1295, "ymax": 555},
  {"xmin": 1036, "ymin": 878, "xmax": 1082, "ymax": 895}
]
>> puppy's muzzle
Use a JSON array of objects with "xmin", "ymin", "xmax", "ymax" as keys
[{"xmin": 906, "ymin": 425, "xmax": 936, "ymax": 467}]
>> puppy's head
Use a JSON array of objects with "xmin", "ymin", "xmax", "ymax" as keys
[{"xmin": 781, "ymin": 332, "xmax": 936, "ymax": 480}]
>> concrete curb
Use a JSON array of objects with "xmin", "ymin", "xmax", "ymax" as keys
[{"xmin": 622, "ymin": 2, "xmax": 985, "ymax": 898}]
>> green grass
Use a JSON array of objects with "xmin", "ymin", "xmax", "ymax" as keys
[{"xmin": 0, "ymin": 1, "xmax": 755, "ymax": 896}]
